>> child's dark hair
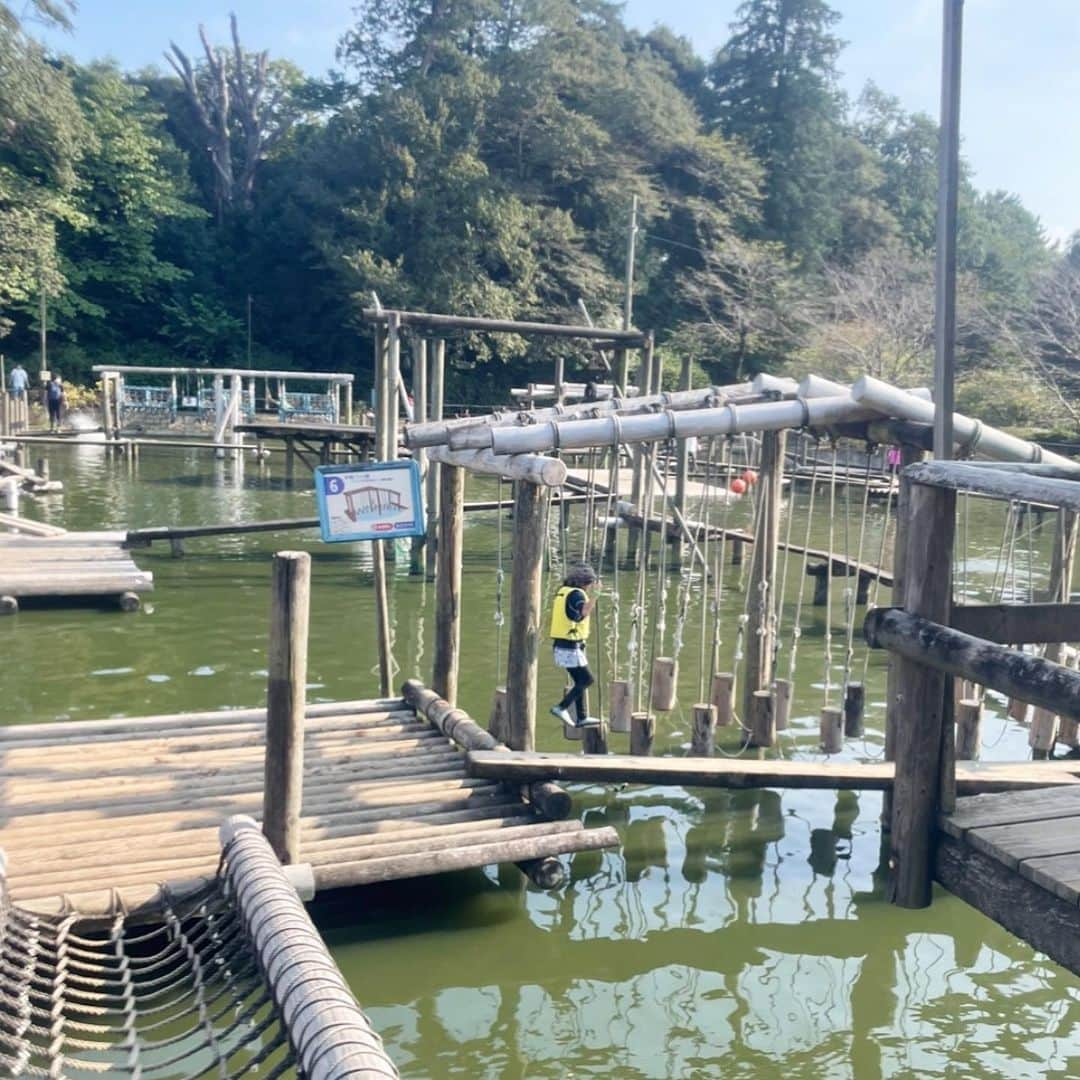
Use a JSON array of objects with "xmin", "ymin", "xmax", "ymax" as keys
[{"xmin": 564, "ymin": 564, "xmax": 598, "ymax": 588}]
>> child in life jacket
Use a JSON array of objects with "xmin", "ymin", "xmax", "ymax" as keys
[{"xmin": 549, "ymin": 564, "xmax": 602, "ymax": 728}]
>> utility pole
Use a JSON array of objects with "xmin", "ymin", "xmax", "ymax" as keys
[
  {"xmin": 933, "ymin": 0, "xmax": 964, "ymax": 461},
  {"xmin": 623, "ymin": 194, "xmax": 639, "ymax": 332},
  {"xmin": 39, "ymin": 290, "xmax": 47, "ymax": 377},
  {"xmin": 246, "ymin": 293, "xmax": 253, "ymax": 369}
]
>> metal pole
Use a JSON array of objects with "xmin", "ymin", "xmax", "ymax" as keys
[
  {"xmin": 933, "ymin": 0, "xmax": 964, "ymax": 462},
  {"xmin": 246, "ymin": 293, "xmax": 253, "ymax": 369},
  {"xmin": 39, "ymin": 291, "xmax": 47, "ymax": 376},
  {"xmin": 623, "ymin": 194, "xmax": 639, "ymax": 331}
]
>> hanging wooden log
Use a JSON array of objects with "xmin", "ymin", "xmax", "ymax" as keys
[
  {"xmin": 711, "ymin": 672, "xmax": 736, "ymax": 726},
  {"xmin": 843, "ymin": 683, "xmax": 865, "ymax": 738},
  {"xmin": 691, "ymin": 704, "xmax": 717, "ymax": 757},
  {"xmin": 630, "ymin": 712, "xmax": 655, "ymax": 756},
  {"xmin": 489, "ymin": 686, "xmax": 509, "ymax": 744},
  {"xmin": 650, "ymin": 657, "xmax": 678, "ymax": 712},
  {"xmin": 773, "ymin": 679, "xmax": 793, "ymax": 732},
  {"xmin": 426, "ymin": 445, "xmax": 566, "ymax": 487},
  {"xmin": 608, "ymin": 680, "xmax": 632, "ymax": 733},
  {"xmin": 749, "ymin": 690, "xmax": 774, "ymax": 749},
  {"xmin": 433, "ymin": 464, "xmax": 464, "ymax": 704},
  {"xmin": 955, "ymin": 699, "xmax": 982, "ymax": 760},
  {"xmin": 820, "ymin": 706, "xmax": 844, "ymax": 754},
  {"xmin": 1058, "ymin": 716, "xmax": 1080, "ymax": 749},
  {"xmin": 1030, "ymin": 707, "xmax": 1059, "ymax": 758},
  {"xmin": 1007, "ymin": 697, "xmax": 1031, "ymax": 725},
  {"xmin": 584, "ymin": 720, "xmax": 608, "ymax": 756}
]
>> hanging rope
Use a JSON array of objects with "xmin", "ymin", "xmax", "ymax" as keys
[
  {"xmin": 822, "ymin": 441, "xmax": 840, "ymax": 708},
  {"xmin": 841, "ymin": 451, "xmax": 875, "ymax": 693},
  {"xmin": 787, "ymin": 445, "xmax": 821, "ymax": 683}
]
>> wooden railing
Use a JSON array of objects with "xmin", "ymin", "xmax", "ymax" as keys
[{"xmin": 864, "ymin": 460, "xmax": 1080, "ymax": 908}]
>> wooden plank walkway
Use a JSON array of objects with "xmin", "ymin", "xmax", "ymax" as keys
[
  {"xmin": 937, "ymin": 786, "xmax": 1080, "ymax": 976},
  {"xmin": 466, "ymin": 750, "xmax": 1080, "ymax": 793},
  {"xmin": 0, "ymin": 698, "xmax": 616, "ymax": 918},
  {"xmin": 0, "ymin": 528, "xmax": 152, "ymax": 611}
]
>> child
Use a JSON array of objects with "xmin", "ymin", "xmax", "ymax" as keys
[{"xmin": 549, "ymin": 564, "xmax": 601, "ymax": 728}]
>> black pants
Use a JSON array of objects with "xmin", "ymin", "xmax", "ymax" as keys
[
  {"xmin": 47, "ymin": 399, "xmax": 62, "ymax": 425},
  {"xmin": 557, "ymin": 665, "xmax": 595, "ymax": 722}
]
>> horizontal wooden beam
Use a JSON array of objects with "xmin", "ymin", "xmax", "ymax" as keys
[
  {"xmin": 905, "ymin": 461, "xmax": 1080, "ymax": 508},
  {"xmin": 465, "ymin": 750, "xmax": 1080, "ymax": 793},
  {"xmin": 951, "ymin": 602, "xmax": 1080, "ymax": 644},
  {"xmin": 362, "ymin": 308, "xmax": 646, "ymax": 345},
  {"xmin": 864, "ymin": 607, "xmax": 1080, "ymax": 717}
]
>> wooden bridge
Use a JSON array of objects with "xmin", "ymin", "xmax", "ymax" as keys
[{"xmin": 0, "ymin": 685, "xmax": 616, "ymax": 919}]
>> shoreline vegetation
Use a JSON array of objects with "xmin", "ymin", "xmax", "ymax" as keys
[{"xmin": 2, "ymin": 0, "xmax": 1078, "ymax": 435}]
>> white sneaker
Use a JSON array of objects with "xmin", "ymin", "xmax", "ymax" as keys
[
  {"xmin": 550, "ymin": 706, "xmax": 573, "ymax": 724},
  {"xmin": 576, "ymin": 715, "xmax": 602, "ymax": 728}
]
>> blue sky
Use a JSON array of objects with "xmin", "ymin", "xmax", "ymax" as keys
[{"xmin": 38, "ymin": 0, "xmax": 1080, "ymax": 242}]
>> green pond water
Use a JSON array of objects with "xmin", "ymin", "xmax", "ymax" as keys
[{"xmin": 4, "ymin": 439, "xmax": 1080, "ymax": 1078}]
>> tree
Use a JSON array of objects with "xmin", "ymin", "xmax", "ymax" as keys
[
  {"xmin": 166, "ymin": 15, "xmax": 305, "ymax": 219},
  {"xmin": 708, "ymin": 0, "xmax": 847, "ymax": 263},
  {"xmin": 0, "ymin": 0, "xmax": 86, "ymax": 335}
]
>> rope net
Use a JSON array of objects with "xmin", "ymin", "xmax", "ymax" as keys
[{"xmin": 0, "ymin": 818, "xmax": 398, "ymax": 1080}]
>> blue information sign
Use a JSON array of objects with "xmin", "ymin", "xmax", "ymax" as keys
[{"xmin": 315, "ymin": 460, "xmax": 425, "ymax": 543}]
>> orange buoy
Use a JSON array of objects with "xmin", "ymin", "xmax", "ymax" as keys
[
  {"xmin": 743, "ymin": 469, "xmax": 758, "ymax": 486},
  {"xmin": 730, "ymin": 478, "xmax": 747, "ymax": 495}
]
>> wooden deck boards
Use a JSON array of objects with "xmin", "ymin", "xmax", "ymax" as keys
[
  {"xmin": 0, "ymin": 527, "xmax": 152, "ymax": 605},
  {"xmin": 0, "ymin": 698, "xmax": 616, "ymax": 918},
  {"xmin": 935, "ymin": 786, "xmax": 1080, "ymax": 976}
]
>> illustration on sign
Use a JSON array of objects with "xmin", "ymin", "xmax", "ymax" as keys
[{"xmin": 315, "ymin": 460, "xmax": 424, "ymax": 543}]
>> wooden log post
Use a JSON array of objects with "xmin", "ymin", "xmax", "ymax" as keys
[
  {"xmin": 583, "ymin": 717, "xmax": 609, "ymax": 756},
  {"xmin": 650, "ymin": 657, "xmax": 678, "ymax": 712},
  {"xmin": 608, "ymin": 679, "xmax": 632, "ymax": 732},
  {"xmin": 731, "ymin": 537, "xmax": 744, "ymax": 566},
  {"xmin": 1030, "ymin": 707, "xmax": 1058, "ymax": 758},
  {"xmin": 692, "ymin": 703, "xmax": 717, "ymax": 756},
  {"xmin": 711, "ymin": 672, "xmax": 736, "ymax": 726},
  {"xmin": 810, "ymin": 565, "xmax": 829, "ymax": 607},
  {"xmin": 956, "ymin": 699, "xmax": 982, "ymax": 759},
  {"xmin": 672, "ymin": 352, "xmax": 692, "ymax": 569},
  {"xmin": 630, "ymin": 711, "xmax": 655, "ymax": 756},
  {"xmin": 888, "ymin": 478, "xmax": 955, "ymax": 909},
  {"xmin": 410, "ymin": 336, "xmax": 428, "ymax": 576},
  {"xmin": 506, "ymin": 480, "xmax": 546, "ymax": 751},
  {"xmin": 117, "ymin": 591, "xmax": 141, "ymax": 613},
  {"xmin": 749, "ymin": 689, "xmax": 774, "ymax": 749},
  {"xmin": 884, "ymin": 443, "xmax": 925, "ymax": 828},
  {"xmin": 743, "ymin": 428, "xmax": 786, "ymax": 722},
  {"xmin": 820, "ymin": 706, "xmax": 843, "ymax": 754},
  {"xmin": 263, "ymin": 551, "xmax": 311, "ymax": 864},
  {"xmin": 425, "ymin": 338, "xmax": 445, "ymax": 581},
  {"xmin": 433, "ymin": 464, "xmax": 464, "ymax": 705},
  {"xmin": 843, "ymin": 682, "xmax": 865, "ymax": 738}
]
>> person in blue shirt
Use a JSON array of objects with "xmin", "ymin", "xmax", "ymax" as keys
[
  {"xmin": 8, "ymin": 363, "xmax": 28, "ymax": 398},
  {"xmin": 548, "ymin": 564, "xmax": 601, "ymax": 728},
  {"xmin": 46, "ymin": 373, "xmax": 65, "ymax": 431}
]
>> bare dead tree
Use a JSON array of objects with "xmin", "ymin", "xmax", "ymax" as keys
[{"xmin": 166, "ymin": 14, "xmax": 298, "ymax": 219}]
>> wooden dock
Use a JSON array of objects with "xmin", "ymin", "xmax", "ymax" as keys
[
  {"xmin": 0, "ymin": 525, "xmax": 152, "ymax": 613},
  {"xmin": 937, "ymin": 786, "xmax": 1080, "ymax": 976},
  {"xmin": 236, "ymin": 420, "xmax": 378, "ymax": 469},
  {"xmin": 0, "ymin": 695, "xmax": 617, "ymax": 917}
]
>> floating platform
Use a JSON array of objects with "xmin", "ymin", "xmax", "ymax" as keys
[
  {"xmin": 0, "ymin": 697, "xmax": 617, "ymax": 918},
  {"xmin": 236, "ymin": 420, "xmax": 378, "ymax": 468},
  {"xmin": 0, "ymin": 526, "xmax": 152, "ymax": 612}
]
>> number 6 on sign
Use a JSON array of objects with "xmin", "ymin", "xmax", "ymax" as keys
[{"xmin": 315, "ymin": 460, "xmax": 425, "ymax": 543}]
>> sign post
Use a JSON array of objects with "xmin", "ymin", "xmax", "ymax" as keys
[{"xmin": 315, "ymin": 460, "xmax": 425, "ymax": 544}]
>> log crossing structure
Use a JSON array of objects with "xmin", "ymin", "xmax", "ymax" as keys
[
  {"xmin": 0, "ymin": 690, "xmax": 617, "ymax": 918},
  {"xmin": 0, "ymin": 527, "xmax": 153, "ymax": 613}
]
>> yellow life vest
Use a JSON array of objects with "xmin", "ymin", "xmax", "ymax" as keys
[{"xmin": 549, "ymin": 585, "xmax": 590, "ymax": 642}]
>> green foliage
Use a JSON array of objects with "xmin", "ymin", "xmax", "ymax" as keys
[{"xmin": 0, "ymin": 0, "xmax": 1061, "ymax": 432}]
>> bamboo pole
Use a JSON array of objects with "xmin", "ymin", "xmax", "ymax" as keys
[
  {"xmin": 425, "ymin": 339, "xmax": 445, "ymax": 580},
  {"xmin": 433, "ymin": 465, "xmax": 464, "ymax": 704},
  {"xmin": 410, "ymin": 337, "xmax": 428, "ymax": 575},
  {"xmin": 673, "ymin": 352, "xmax": 692, "ymax": 568},
  {"xmin": 263, "ymin": 550, "xmax": 311, "ymax": 864}
]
